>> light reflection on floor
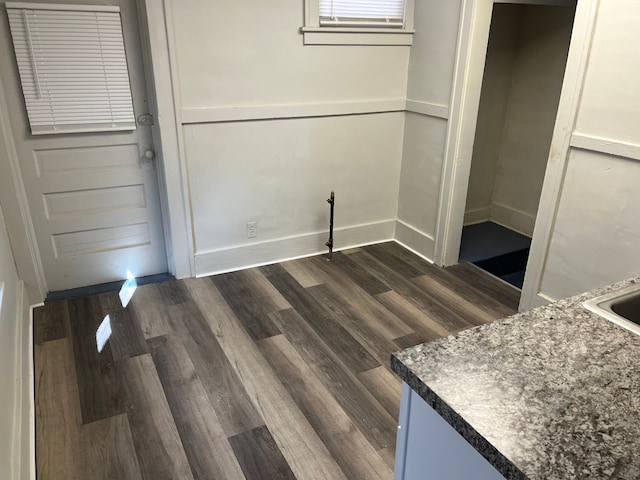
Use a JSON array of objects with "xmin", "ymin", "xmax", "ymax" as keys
[
  {"xmin": 95, "ymin": 270, "xmax": 138, "ymax": 353},
  {"xmin": 96, "ymin": 314, "xmax": 112, "ymax": 353},
  {"xmin": 119, "ymin": 270, "xmax": 138, "ymax": 308}
]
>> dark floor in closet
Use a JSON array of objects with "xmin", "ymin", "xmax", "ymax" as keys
[{"xmin": 459, "ymin": 222, "xmax": 531, "ymax": 288}]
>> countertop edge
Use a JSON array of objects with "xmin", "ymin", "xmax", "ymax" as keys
[
  {"xmin": 390, "ymin": 354, "xmax": 527, "ymax": 480},
  {"xmin": 390, "ymin": 276, "xmax": 640, "ymax": 480}
]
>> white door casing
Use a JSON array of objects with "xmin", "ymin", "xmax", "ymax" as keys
[
  {"xmin": 433, "ymin": 0, "xmax": 584, "ymax": 311},
  {"xmin": 0, "ymin": 0, "xmax": 168, "ymax": 292}
]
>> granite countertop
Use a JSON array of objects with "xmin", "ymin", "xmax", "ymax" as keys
[{"xmin": 391, "ymin": 277, "xmax": 640, "ymax": 480}]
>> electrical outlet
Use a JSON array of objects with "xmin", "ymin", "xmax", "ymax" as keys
[{"xmin": 247, "ymin": 221, "xmax": 257, "ymax": 238}]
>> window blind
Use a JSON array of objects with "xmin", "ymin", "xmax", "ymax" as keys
[
  {"xmin": 319, "ymin": 0, "xmax": 405, "ymax": 27},
  {"xmin": 6, "ymin": 3, "xmax": 136, "ymax": 135}
]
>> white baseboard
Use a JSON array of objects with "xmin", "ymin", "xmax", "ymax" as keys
[
  {"xmin": 464, "ymin": 204, "xmax": 535, "ymax": 236},
  {"xmin": 11, "ymin": 281, "xmax": 34, "ymax": 480},
  {"xmin": 194, "ymin": 220, "xmax": 395, "ymax": 277},
  {"xmin": 519, "ymin": 291, "xmax": 554, "ymax": 312},
  {"xmin": 463, "ymin": 207, "xmax": 491, "ymax": 226},
  {"xmin": 394, "ymin": 220, "xmax": 435, "ymax": 262},
  {"xmin": 490, "ymin": 203, "xmax": 536, "ymax": 237}
]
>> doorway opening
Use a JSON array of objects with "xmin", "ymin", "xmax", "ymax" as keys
[{"xmin": 458, "ymin": 2, "xmax": 576, "ymax": 290}]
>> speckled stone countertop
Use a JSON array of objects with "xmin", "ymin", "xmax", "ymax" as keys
[{"xmin": 391, "ymin": 277, "xmax": 640, "ymax": 480}]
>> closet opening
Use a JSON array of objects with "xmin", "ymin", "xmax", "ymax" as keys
[{"xmin": 459, "ymin": 2, "xmax": 576, "ymax": 290}]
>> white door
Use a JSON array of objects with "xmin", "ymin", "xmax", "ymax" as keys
[{"xmin": 0, "ymin": 0, "xmax": 167, "ymax": 292}]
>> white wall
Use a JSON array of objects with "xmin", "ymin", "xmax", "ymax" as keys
[
  {"xmin": 170, "ymin": 3, "xmax": 409, "ymax": 109},
  {"xmin": 465, "ymin": 4, "xmax": 574, "ymax": 236},
  {"xmin": 159, "ymin": 0, "xmax": 410, "ymax": 274},
  {"xmin": 405, "ymin": 1, "xmax": 462, "ymax": 107},
  {"xmin": 464, "ymin": 5, "xmax": 520, "ymax": 225},
  {"xmin": 397, "ymin": 113, "xmax": 448, "ymax": 253},
  {"xmin": 490, "ymin": 5, "xmax": 573, "ymax": 236},
  {"xmin": 397, "ymin": 0, "xmax": 462, "ymax": 257},
  {"xmin": 186, "ymin": 114, "xmax": 404, "ymax": 274},
  {"xmin": 541, "ymin": 149, "xmax": 640, "ymax": 299},
  {"xmin": 539, "ymin": 0, "xmax": 640, "ymax": 300}
]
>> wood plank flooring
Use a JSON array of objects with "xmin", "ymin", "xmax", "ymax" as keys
[{"xmin": 34, "ymin": 242, "xmax": 519, "ymax": 480}]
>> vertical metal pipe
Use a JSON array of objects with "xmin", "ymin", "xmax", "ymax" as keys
[{"xmin": 326, "ymin": 191, "xmax": 335, "ymax": 260}]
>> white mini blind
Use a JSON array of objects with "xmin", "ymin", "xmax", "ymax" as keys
[
  {"xmin": 6, "ymin": 3, "xmax": 136, "ymax": 135},
  {"xmin": 319, "ymin": 0, "xmax": 405, "ymax": 27}
]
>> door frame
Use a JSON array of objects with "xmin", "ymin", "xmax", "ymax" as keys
[
  {"xmin": 433, "ymin": 0, "xmax": 594, "ymax": 310},
  {"xmin": 136, "ymin": 0, "xmax": 194, "ymax": 280},
  {"xmin": 0, "ymin": 75, "xmax": 46, "ymax": 302}
]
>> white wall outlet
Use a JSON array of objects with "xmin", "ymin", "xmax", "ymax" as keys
[{"xmin": 247, "ymin": 221, "xmax": 257, "ymax": 238}]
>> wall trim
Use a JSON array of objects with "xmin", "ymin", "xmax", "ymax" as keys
[
  {"xmin": 137, "ymin": 0, "xmax": 195, "ymax": 279},
  {"xmin": 570, "ymin": 132, "xmax": 640, "ymax": 162},
  {"xmin": 180, "ymin": 98, "xmax": 451, "ymax": 126},
  {"xmin": 25, "ymin": 302, "xmax": 37, "ymax": 480},
  {"xmin": 11, "ymin": 282, "xmax": 35, "ymax": 480},
  {"xmin": 405, "ymin": 100, "xmax": 449, "ymax": 119},
  {"xmin": 0, "ymin": 77, "xmax": 46, "ymax": 302},
  {"xmin": 463, "ymin": 204, "xmax": 535, "ymax": 236},
  {"xmin": 11, "ymin": 280, "xmax": 24, "ymax": 480},
  {"xmin": 519, "ymin": 0, "xmax": 600, "ymax": 311},
  {"xmin": 490, "ymin": 203, "xmax": 535, "ymax": 237},
  {"xmin": 194, "ymin": 220, "xmax": 395, "ymax": 277},
  {"xmin": 433, "ymin": 0, "xmax": 494, "ymax": 268},
  {"xmin": 301, "ymin": 30, "xmax": 414, "ymax": 46},
  {"xmin": 394, "ymin": 220, "xmax": 436, "ymax": 262},
  {"xmin": 463, "ymin": 207, "xmax": 491, "ymax": 226},
  {"xmin": 181, "ymin": 99, "xmax": 406, "ymax": 124}
]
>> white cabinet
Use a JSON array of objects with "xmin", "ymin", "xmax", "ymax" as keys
[{"xmin": 395, "ymin": 383, "xmax": 505, "ymax": 480}]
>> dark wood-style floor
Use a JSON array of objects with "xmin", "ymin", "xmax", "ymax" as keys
[{"xmin": 33, "ymin": 242, "xmax": 519, "ymax": 480}]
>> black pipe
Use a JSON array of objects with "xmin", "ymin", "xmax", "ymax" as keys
[{"xmin": 326, "ymin": 191, "xmax": 335, "ymax": 260}]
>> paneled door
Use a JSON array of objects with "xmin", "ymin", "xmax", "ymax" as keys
[{"xmin": 0, "ymin": 0, "xmax": 167, "ymax": 292}]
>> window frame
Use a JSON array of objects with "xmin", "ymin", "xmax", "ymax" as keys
[{"xmin": 301, "ymin": 0, "xmax": 415, "ymax": 46}]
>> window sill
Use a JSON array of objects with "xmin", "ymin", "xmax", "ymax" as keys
[{"xmin": 299, "ymin": 26, "xmax": 414, "ymax": 46}]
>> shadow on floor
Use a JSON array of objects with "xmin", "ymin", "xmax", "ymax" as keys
[{"xmin": 459, "ymin": 222, "xmax": 531, "ymax": 289}]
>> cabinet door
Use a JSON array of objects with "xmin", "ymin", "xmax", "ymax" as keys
[{"xmin": 395, "ymin": 383, "xmax": 505, "ymax": 480}]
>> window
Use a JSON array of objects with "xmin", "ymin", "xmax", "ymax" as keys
[
  {"xmin": 319, "ymin": 0, "xmax": 405, "ymax": 27},
  {"xmin": 301, "ymin": 0, "xmax": 414, "ymax": 45},
  {"xmin": 6, "ymin": 2, "xmax": 136, "ymax": 135}
]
